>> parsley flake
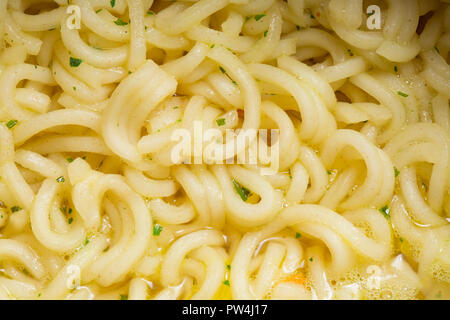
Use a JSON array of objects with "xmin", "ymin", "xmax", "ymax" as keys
[
  {"xmin": 394, "ymin": 167, "xmax": 400, "ymax": 177},
  {"xmin": 254, "ymin": 14, "xmax": 266, "ymax": 21},
  {"xmin": 114, "ymin": 19, "xmax": 128, "ymax": 26},
  {"xmin": 11, "ymin": 206, "xmax": 22, "ymax": 213},
  {"xmin": 69, "ymin": 57, "xmax": 82, "ymax": 67},
  {"xmin": 153, "ymin": 224, "xmax": 163, "ymax": 236},
  {"xmin": 232, "ymin": 179, "xmax": 250, "ymax": 202},
  {"xmin": 379, "ymin": 205, "xmax": 390, "ymax": 219},
  {"xmin": 6, "ymin": 119, "xmax": 18, "ymax": 129}
]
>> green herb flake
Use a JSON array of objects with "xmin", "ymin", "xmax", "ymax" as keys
[
  {"xmin": 114, "ymin": 18, "xmax": 128, "ymax": 26},
  {"xmin": 69, "ymin": 57, "xmax": 82, "ymax": 67},
  {"xmin": 226, "ymin": 264, "xmax": 231, "ymax": 270},
  {"xmin": 68, "ymin": 217, "xmax": 73, "ymax": 224},
  {"xmin": 295, "ymin": 232, "xmax": 301, "ymax": 239},
  {"xmin": 147, "ymin": 11, "xmax": 154, "ymax": 15},
  {"xmin": 153, "ymin": 224, "xmax": 163, "ymax": 236},
  {"xmin": 397, "ymin": 91, "xmax": 408, "ymax": 97},
  {"xmin": 394, "ymin": 66, "xmax": 398, "ymax": 73},
  {"xmin": 219, "ymin": 66, "xmax": 226, "ymax": 74},
  {"xmin": 379, "ymin": 205, "xmax": 390, "ymax": 219},
  {"xmin": 56, "ymin": 176, "xmax": 65, "ymax": 183},
  {"xmin": 216, "ymin": 118, "xmax": 226, "ymax": 126},
  {"xmin": 296, "ymin": 25, "xmax": 300, "ymax": 30},
  {"xmin": 10, "ymin": 206, "xmax": 22, "ymax": 213},
  {"xmin": 254, "ymin": 14, "xmax": 266, "ymax": 21},
  {"xmin": 309, "ymin": 257, "xmax": 313, "ymax": 262},
  {"xmin": 84, "ymin": 238, "xmax": 90, "ymax": 246},
  {"xmin": 119, "ymin": 294, "xmax": 128, "ymax": 300},
  {"xmin": 347, "ymin": 48, "xmax": 354, "ymax": 56},
  {"xmin": 232, "ymin": 179, "xmax": 250, "ymax": 202},
  {"xmin": 73, "ymin": 86, "xmax": 76, "ymax": 91},
  {"xmin": 263, "ymin": 30, "xmax": 268, "ymax": 37},
  {"xmin": 6, "ymin": 119, "xmax": 18, "ymax": 129},
  {"xmin": 327, "ymin": 170, "xmax": 332, "ymax": 175},
  {"xmin": 95, "ymin": 9, "xmax": 102, "ymax": 13},
  {"xmin": 210, "ymin": 44, "xmax": 215, "ymax": 48},
  {"xmin": 394, "ymin": 167, "xmax": 400, "ymax": 177},
  {"xmin": 223, "ymin": 280, "xmax": 230, "ymax": 286},
  {"xmin": 110, "ymin": 0, "xmax": 115, "ymax": 8},
  {"xmin": 66, "ymin": 157, "xmax": 74, "ymax": 163}
]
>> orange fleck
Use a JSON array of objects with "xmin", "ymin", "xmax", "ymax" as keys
[{"xmin": 283, "ymin": 273, "xmax": 306, "ymax": 285}]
